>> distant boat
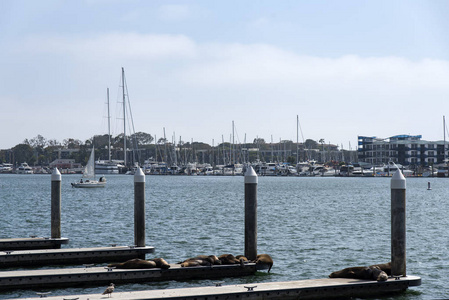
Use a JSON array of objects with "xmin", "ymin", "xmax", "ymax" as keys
[
  {"xmin": 71, "ymin": 148, "xmax": 106, "ymax": 188},
  {"xmin": 16, "ymin": 162, "xmax": 33, "ymax": 174}
]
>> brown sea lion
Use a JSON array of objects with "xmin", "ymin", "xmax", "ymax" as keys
[
  {"xmin": 218, "ymin": 254, "xmax": 240, "ymax": 265},
  {"xmin": 329, "ymin": 266, "xmax": 372, "ymax": 279},
  {"xmin": 329, "ymin": 264, "xmax": 388, "ymax": 281},
  {"xmin": 369, "ymin": 266, "xmax": 388, "ymax": 281},
  {"xmin": 236, "ymin": 255, "xmax": 248, "ymax": 262},
  {"xmin": 108, "ymin": 258, "xmax": 157, "ymax": 269},
  {"xmin": 178, "ymin": 255, "xmax": 221, "ymax": 267},
  {"xmin": 180, "ymin": 260, "xmax": 202, "ymax": 267},
  {"xmin": 370, "ymin": 262, "xmax": 391, "ymax": 275},
  {"xmin": 254, "ymin": 254, "xmax": 273, "ymax": 272},
  {"xmin": 236, "ymin": 255, "xmax": 249, "ymax": 266},
  {"xmin": 151, "ymin": 257, "xmax": 171, "ymax": 269}
]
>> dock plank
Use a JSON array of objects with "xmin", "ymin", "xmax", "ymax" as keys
[
  {"xmin": 0, "ymin": 263, "xmax": 257, "ymax": 290},
  {"xmin": 0, "ymin": 237, "xmax": 69, "ymax": 251},
  {"xmin": 12, "ymin": 276, "xmax": 422, "ymax": 300},
  {"xmin": 0, "ymin": 246, "xmax": 154, "ymax": 267}
]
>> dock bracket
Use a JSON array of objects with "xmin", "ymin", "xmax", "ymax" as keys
[
  {"xmin": 36, "ymin": 291, "xmax": 51, "ymax": 298},
  {"xmin": 214, "ymin": 281, "xmax": 224, "ymax": 287}
]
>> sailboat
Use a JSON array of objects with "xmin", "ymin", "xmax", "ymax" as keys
[{"xmin": 71, "ymin": 148, "xmax": 106, "ymax": 188}]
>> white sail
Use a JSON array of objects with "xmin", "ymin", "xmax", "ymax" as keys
[{"xmin": 83, "ymin": 148, "xmax": 95, "ymax": 179}]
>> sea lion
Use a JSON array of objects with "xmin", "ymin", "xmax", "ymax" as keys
[
  {"xmin": 236, "ymin": 255, "xmax": 248, "ymax": 262},
  {"xmin": 108, "ymin": 258, "xmax": 157, "ymax": 269},
  {"xmin": 369, "ymin": 266, "xmax": 388, "ymax": 281},
  {"xmin": 329, "ymin": 264, "xmax": 389, "ymax": 281},
  {"xmin": 329, "ymin": 266, "xmax": 372, "ymax": 279},
  {"xmin": 370, "ymin": 262, "xmax": 391, "ymax": 275},
  {"xmin": 178, "ymin": 255, "xmax": 221, "ymax": 267},
  {"xmin": 218, "ymin": 254, "xmax": 240, "ymax": 265},
  {"xmin": 180, "ymin": 260, "xmax": 202, "ymax": 267},
  {"xmin": 151, "ymin": 257, "xmax": 171, "ymax": 269},
  {"xmin": 254, "ymin": 254, "xmax": 273, "ymax": 272},
  {"xmin": 236, "ymin": 255, "xmax": 249, "ymax": 266}
]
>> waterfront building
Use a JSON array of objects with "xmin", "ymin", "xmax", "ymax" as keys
[{"xmin": 357, "ymin": 135, "xmax": 446, "ymax": 167}]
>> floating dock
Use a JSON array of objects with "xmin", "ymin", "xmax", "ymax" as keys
[
  {"xmin": 0, "ymin": 263, "xmax": 257, "ymax": 290},
  {"xmin": 0, "ymin": 237, "xmax": 69, "ymax": 251},
  {"xmin": 0, "ymin": 246, "xmax": 154, "ymax": 268},
  {"xmin": 14, "ymin": 275, "xmax": 421, "ymax": 300}
]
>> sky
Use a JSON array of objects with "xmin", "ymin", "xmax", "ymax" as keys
[{"xmin": 2, "ymin": 0, "xmax": 449, "ymax": 150}]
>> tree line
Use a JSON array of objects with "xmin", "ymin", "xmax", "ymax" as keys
[{"xmin": 0, "ymin": 133, "xmax": 345, "ymax": 167}]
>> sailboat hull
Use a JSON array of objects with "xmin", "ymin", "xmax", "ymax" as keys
[{"xmin": 71, "ymin": 181, "xmax": 106, "ymax": 188}]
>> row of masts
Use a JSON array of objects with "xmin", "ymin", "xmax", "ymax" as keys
[{"xmin": 104, "ymin": 69, "xmax": 349, "ymax": 168}]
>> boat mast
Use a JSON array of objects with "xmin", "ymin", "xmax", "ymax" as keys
[
  {"xmin": 443, "ymin": 116, "xmax": 447, "ymax": 164},
  {"xmin": 296, "ymin": 115, "xmax": 299, "ymax": 164},
  {"xmin": 107, "ymin": 88, "xmax": 111, "ymax": 162},
  {"xmin": 122, "ymin": 67, "xmax": 127, "ymax": 167}
]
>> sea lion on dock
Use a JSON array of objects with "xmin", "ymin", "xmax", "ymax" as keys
[
  {"xmin": 218, "ymin": 254, "xmax": 240, "ymax": 265},
  {"xmin": 329, "ymin": 264, "xmax": 388, "ymax": 281},
  {"xmin": 180, "ymin": 260, "xmax": 202, "ymax": 267},
  {"xmin": 254, "ymin": 254, "xmax": 273, "ymax": 272},
  {"xmin": 369, "ymin": 265, "xmax": 388, "ymax": 281},
  {"xmin": 370, "ymin": 262, "xmax": 391, "ymax": 275},
  {"xmin": 108, "ymin": 258, "xmax": 157, "ymax": 269},
  {"xmin": 236, "ymin": 255, "xmax": 248, "ymax": 262},
  {"xmin": 178, "ymin": 255, "xmax": 221, "ymax": 267},
  {"xmin": 151, "ymin": 257, "xmax": 171, "ymax": 269}
]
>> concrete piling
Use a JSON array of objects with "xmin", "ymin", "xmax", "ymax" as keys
[
  {"xmin": 244, "ymin": 165, "xmax": 258, "ymax": 261},
  {"xmin": 51, "ymin": 168, "xmax": 61, "ymax": 239},
  {"xmin": 391, "ymin": 168, "xmax": 406, "ymax": 277},
  {"xmin": 134, "ymin": 167, "xmax": 146, "ymax": 247}
]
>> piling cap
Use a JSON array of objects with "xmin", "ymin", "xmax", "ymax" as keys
[
  {"xmin": 244, "ymin": 165, "xmax": 258, "ymax": 184},
  {"xmin": 134, "ymin": 167, "xmax": 145, "ymax": 183},
  {"xmin": 391, "ymin": 169, "xmax": 406, "ymax": 190},
  {"xmin": 51, "ymin": 168, "xmax": 61, "ymax": 182}
]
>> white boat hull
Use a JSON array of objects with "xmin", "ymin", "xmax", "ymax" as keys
[{"xmin": 71, "ymin": 181, "xmax": 106, "ymax": 188}]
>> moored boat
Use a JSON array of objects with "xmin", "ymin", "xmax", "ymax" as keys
[
  {"xmin": 16, "ymin": 163, "xmax": 33, "ymax": 174},
  {"xmin": 72, "ymin": 148, "xmax": 106, "ymax": 188}
]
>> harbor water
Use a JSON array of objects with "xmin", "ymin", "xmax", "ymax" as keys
[{"xmin": 0, "ymin": 174, "xmax": 446, "ymax": 299}]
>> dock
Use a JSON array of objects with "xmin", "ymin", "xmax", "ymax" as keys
[
  {"xmin": 0, "ymin": 237, "xmax": 69, "ymax": 251},
  {"xmin": 14, "ymin": 275, "xmax": 421, "ymax": 300},
  {"xmin": 0, "ymin": 263, "xmax": 257, "ymax": 290},
  {"xmin": 0, "ymin": 246, "xmax": 154, "ymax": 268}
]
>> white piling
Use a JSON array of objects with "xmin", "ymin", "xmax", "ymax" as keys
[
  {"xmin": 51, "ymin": 168, "xmax": 62, "ymax": 239},
  {"xmin": 244, "ymin": 166, "xmax": 258, "ymax": 261},
  {"xmin": 134, "ymin": 167, "xmax": 146, "ymax": 247},
  {"xmin": 391, "ymin": 169, "xmax": 406, "ymax": 277}
]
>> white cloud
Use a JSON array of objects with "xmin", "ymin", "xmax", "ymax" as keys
[
  {"xmin": 22, "ymin": 33, "xmax": 197, "ymax": 60},
  {"xmin": 3, "ymin": 32, "xmax": 449, "ymax": 149}
]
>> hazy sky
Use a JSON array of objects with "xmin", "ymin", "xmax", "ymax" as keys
[{"xmin": 2, "ymin": 0, "xmax": 449, "ymax": 150}]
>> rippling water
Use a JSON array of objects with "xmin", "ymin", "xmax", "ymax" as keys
[{"xmin": 0, "ymin": 174, "xmax": 447, "ymax": 299}]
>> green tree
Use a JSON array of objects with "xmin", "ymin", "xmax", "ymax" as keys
[{"xmin": 12, "ymin": 144, "xmax": 34, "ymax": 165}]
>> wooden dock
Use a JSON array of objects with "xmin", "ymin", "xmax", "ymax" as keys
[
  {"xmin": 13, "ymin": 275, "xmax": 421, "ymax": 300},
  {"xmin": 0, "ymin": 246, "xmax": 154, "ymax": 268},
  {"xmin": 0, "ymin": 263, "xmax": 257, "ymax": 290},
  {"xmin": 0, "ymin": 237, "xmax": 69, "ymax": 251}
]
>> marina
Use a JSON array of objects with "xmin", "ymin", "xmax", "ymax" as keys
[{"xmin": 0, "ymin": 173, "xmax": 441, "ymax": 299}]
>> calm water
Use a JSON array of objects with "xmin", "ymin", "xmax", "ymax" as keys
[{"xmin": 0, "ymin": 174, "xmax": 447, "ymax": 299}]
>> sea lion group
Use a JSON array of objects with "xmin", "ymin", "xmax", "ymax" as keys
[
  {"xmin": 329, "ymin": 262, "xmax": 391, "ymax": 281},
  {"xmin": 178, "ymin": 253, "xmax": 273, "ymax": 272},
  {"xmin": 107, "ymin": 253, "xmax": 273, "ymax": 272}
]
